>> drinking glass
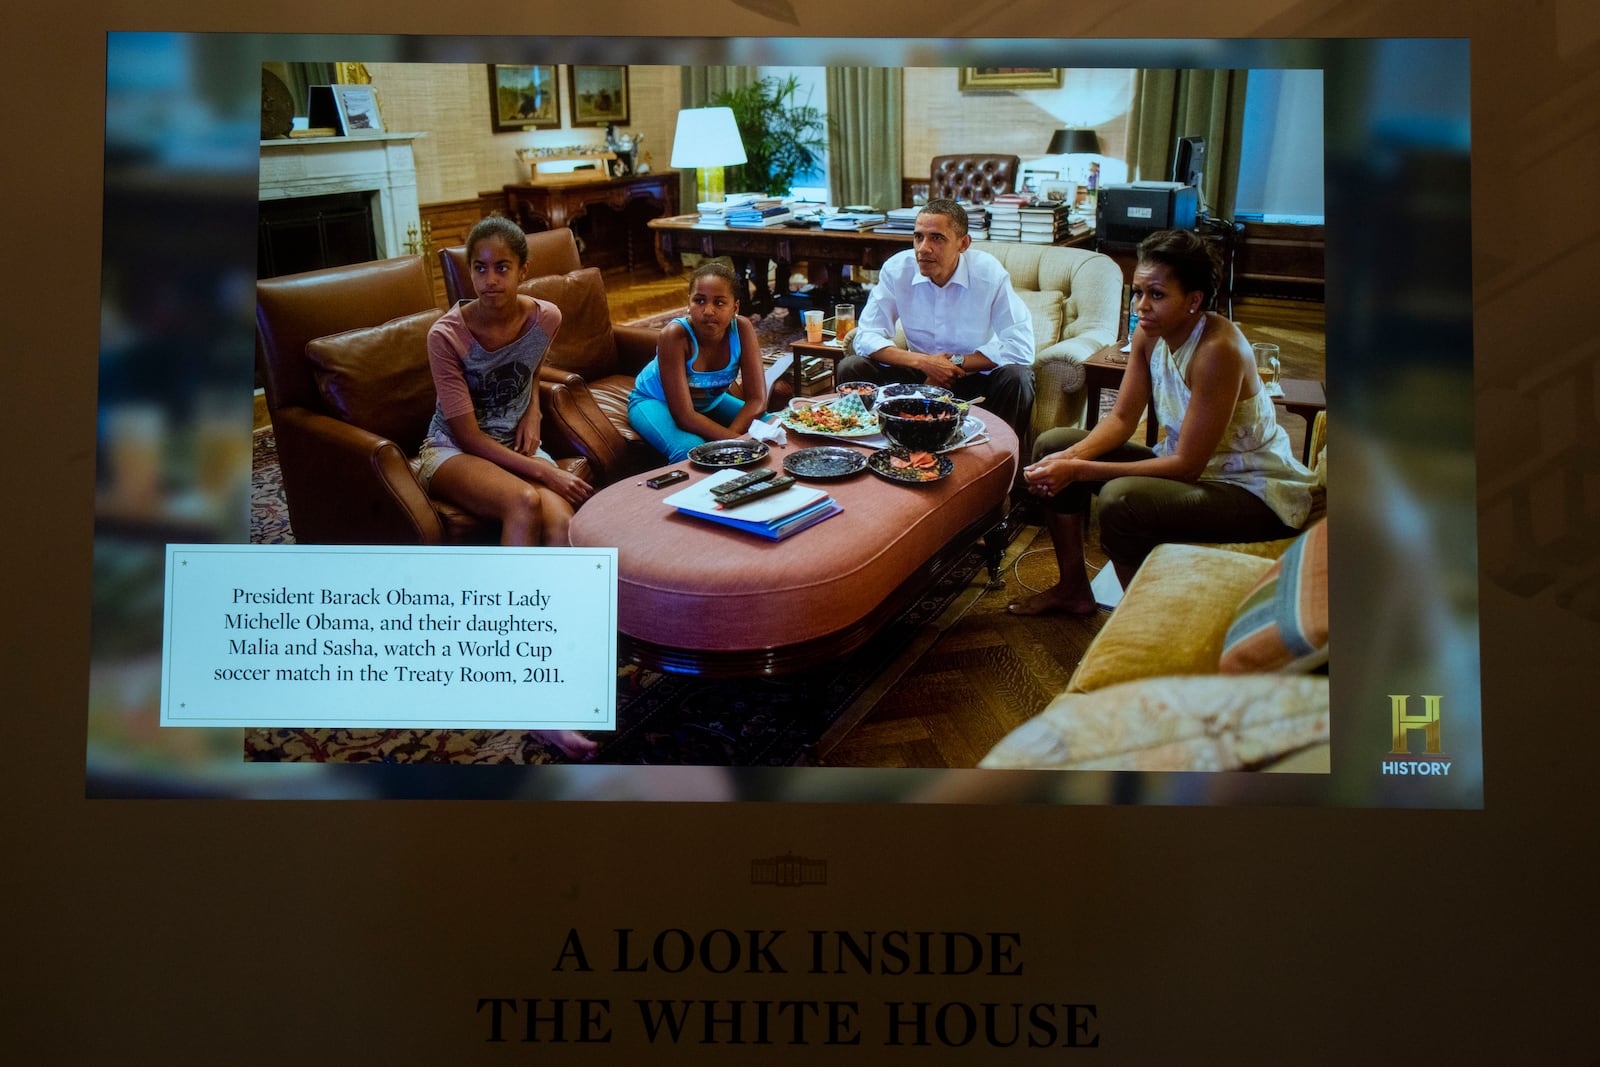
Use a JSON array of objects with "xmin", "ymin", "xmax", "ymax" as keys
[
  {"xmin": 804, "ymin": 309, "xmax": 825, "ymax": 343},
  {"xmin": 833, "ymin": 303, "xmax": 855, "ymax": 341},
  {"xmin": 1252, "ymin": 343, "xmax": 1281, "ymax": 387}
]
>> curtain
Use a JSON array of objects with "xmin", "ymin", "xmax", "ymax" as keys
[
  {"xmin": 678, "ymin": 67, "xmax": 760, "ymax": 208},
  {"xmin": 1127, "ymin": 69, "xmax": 1247, "ymax": 220},
  {"xmin": 825, "ymin": 67, "xmax": 902, "ymax": 210}
]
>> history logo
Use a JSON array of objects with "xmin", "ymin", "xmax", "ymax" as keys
[{"xmin": 1381, "ymin": 695, "xmax": 1451, "ymax": 776}]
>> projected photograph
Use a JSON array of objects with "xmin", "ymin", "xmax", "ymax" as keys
[{"xmin": 92, "ymin": 35, "xmax": 1479, "ymax": 802}]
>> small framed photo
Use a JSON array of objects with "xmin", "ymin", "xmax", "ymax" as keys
[
  {"xmin": 958, "ymin": 67, "xmax": 1064, "ymax": 91},
  {"xmin": 1018, "ymin": 168, "xmax": 1057, "ymax": 194},
  {"xmin": 568, "ymin": 65, "xmax": 629, "ymax": 126},
  {"xmin": 331, "ymin": 83, "xmax": 384, "ymax": 134},
  {"xmin": 489, "ymin": 64, "xmax": 560, "ymax": 132},
  {"xmin": 1039, "ymin": 179, "xmax": 1075, "ymax": 204}
]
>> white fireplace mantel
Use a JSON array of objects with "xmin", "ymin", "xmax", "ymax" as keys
[{"xmin": 259, "ymin": 133, "xmax": 427, "ymax": 259}]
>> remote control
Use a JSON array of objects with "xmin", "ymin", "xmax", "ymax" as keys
[
  {"xmin": 715, "ymin": 474, "xmax": 796, "ymax": 508},
  {"xmin": 709, "ymin": 467, "xmax": 778, "ymax": 497}
]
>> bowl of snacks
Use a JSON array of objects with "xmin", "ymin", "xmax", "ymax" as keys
[
  {"xmin": 878, "ymin": 382, "xmax": 956, "ymax": 406},
  {"xmin": 836, "ymin": 381, "xmax": 879, "ymax": 409},
  {"xmin": 875, "ymin": 396, "xmax": 964, "ymax": 452}
]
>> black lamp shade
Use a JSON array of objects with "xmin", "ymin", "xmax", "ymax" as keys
[{"xmin": 1047, "ymin": 128, "xmax": 1101, "ymax": 155}]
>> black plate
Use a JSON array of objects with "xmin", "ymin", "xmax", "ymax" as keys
[
  {"xmin": 687, "ymin": 439, "xmax": 771, "ymax": 470},
  {"xmin": 866, "ymin": 447, "xmax": 954, "ymax": 485},
  {"xmin": 783, "ymin": 446, "xmax": 868, "ymax": 480}
]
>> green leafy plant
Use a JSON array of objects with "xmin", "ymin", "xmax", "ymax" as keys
[{"xmin": 711, "ymin": 75, "xmax": 829, "ymax": 196}]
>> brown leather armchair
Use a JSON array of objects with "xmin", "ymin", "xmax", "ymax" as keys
[
  {"xmin": 255, "ymin": 254, "xmax": 592, "ymax": 544},
  {"xmin": 929, "ymin": 154, "xmax": 1021, "ymax": 203}
]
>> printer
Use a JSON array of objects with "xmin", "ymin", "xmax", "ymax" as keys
[{"xmin": 1097, "ymin": 182, "xmax": 1199, "ymax": 244}]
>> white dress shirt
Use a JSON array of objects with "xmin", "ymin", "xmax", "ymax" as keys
[{"xmin": 852, "ymin": 247, "xmax": 1035, "ymax": 370}]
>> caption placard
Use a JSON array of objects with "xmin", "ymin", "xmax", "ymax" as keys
[{"xmin": 161, "ymin": 545, "xmax": 617, "ymax": 729}]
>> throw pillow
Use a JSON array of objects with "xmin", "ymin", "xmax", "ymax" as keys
[
  {"xmin": 1219, "ymin": 519, "xmax": 1329, "ymax": 674},
  {"xmin": 521, "ymin": 267, "xmax": 620, "ymax": 381},
  {"xmin": 1017, "ymin": 289, "xmax": 1067, "ymax": 347},
  {"xmin": 304, "ymin": 308, "xmax": 443, "ymax": 455}
]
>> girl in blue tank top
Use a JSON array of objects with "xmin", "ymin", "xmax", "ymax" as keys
[{"xmin": 628, "ymin": 262, "xmax": 768, "ymax": 463}]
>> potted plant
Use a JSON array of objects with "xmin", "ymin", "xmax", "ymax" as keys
[{"xmin": 710, "ymin": 75, "xmax": 829, "ymax": 196}]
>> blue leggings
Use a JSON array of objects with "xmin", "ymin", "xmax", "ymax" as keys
[{"xmin": 628, "ymin": 392, "xmax": 746, "ymax": 463}]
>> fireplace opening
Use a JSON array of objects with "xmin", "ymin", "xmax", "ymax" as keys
[{"xmin": 257, "ymin": 191, "xmax": 378, "ymax": 278}]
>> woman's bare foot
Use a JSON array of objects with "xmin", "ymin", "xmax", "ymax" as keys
[
  {"xmin": 535, "ymin": 730, "xmax": 599, "ymax": 761},
  {"xmin": 1006, "ymin": 585, "xmax": 1100, "ymax": 617}
]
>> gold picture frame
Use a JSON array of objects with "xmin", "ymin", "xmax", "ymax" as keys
[
  {"xmin": 568, "ymin": 65, "xmax": 630, "ymax": 126},
  {"xmin": 957, "ymin": 67, "xmax": 1064, "ymax": 91},
  {"xmin": 489, "ymin": 64, "xmax": 560, "ymax": 132}
]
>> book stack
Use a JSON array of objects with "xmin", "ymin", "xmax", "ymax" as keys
[
  {"xmin": 696, "ymin": 192, "xmax": 761, "ymax": 225},
  {"xmin": 1018, "ymin": 202, "xmax": 1071, "ymax": 244},
  {"xmin": 985, "ymin": 195, "xmax": 1026, "ymax": 242},
  {"xmin": 876, "ymin": 207, "xmax": 921, "ymax": 233},
  {"xmin": 960, "ymin": 201, "xmax": 990, "ymax": 240},
  {"xmin": 663, "ymin": 468, "xmax": 843, "ymax": 541},
  {"xmin": 821, "ymin": 211, "xmax": 887, "ymax": 231},
  {"xmin": 726, "ymin": 199, "xmax": 795, "ymax": 228}
]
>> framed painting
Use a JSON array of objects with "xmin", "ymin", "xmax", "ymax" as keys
[
  {"xmin": 568, "ymin": 65, "xmax": 629, "ymax": 126},
  {"xmin": 489, "ymin": 64, "xmax": 560, "ymax": 132},
  {"xmin": 958, "ymin": 67, "xmax": 1064, "ymax": 90}
]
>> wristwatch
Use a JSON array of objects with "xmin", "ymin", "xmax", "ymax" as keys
[{"xmin": 949, "ymin": 353, "xmax": 967, "ymax": 369}]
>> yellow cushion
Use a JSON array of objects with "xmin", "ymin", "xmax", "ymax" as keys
[{"xmin": 1067, "ymin": 543, "xmax": 1274, "ymax": 693}]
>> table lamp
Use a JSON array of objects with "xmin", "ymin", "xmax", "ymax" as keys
[
  {"xmin": 671, "ymin": 107, "xmax": 747, "ymax": 203},
  {"xmin": 1046, "ymin": 128, "xmax": 1102, "ymax": 156}
]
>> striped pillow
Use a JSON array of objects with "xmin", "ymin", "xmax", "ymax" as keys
[{"xmin": 1219, "ymin": 520, "xmax": 1328, "ymax": 674}]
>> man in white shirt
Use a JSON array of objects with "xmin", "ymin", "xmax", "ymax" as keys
[{"xmin": 835, "ymin": 199, "xmax": 1035, "ymax": 441}]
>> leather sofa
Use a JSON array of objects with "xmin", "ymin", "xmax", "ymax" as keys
[
  {"xmin": 929, "ymin": 153, "xmax": 1020, "ymax": 203},
  {"xmin": 255, "ymin": 255, "xmax": 591, "ymax": 544}
]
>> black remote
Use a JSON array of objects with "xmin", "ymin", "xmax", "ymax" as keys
[
  {"xmin": 715, "ymin": 474, "xmax": 796, "ymax": 508},
  {"xmin": 645, "ymin": 469, "xmax": 689, "ymax": 489},
  {"xmin": 709, "ymin": 467, "xmax": 778, "ymax": 497}
]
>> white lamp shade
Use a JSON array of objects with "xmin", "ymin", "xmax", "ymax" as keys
[{"xmin": 670, "ymin": 107, "xmax": 748, "ymax": 169}]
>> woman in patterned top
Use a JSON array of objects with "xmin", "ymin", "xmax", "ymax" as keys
[
  {"xmin": 627, "ymin": 261, "xmax": 767, "ymax": 463},
  {"xmin": 1009, "ymin": 229, "xmax": 1317, "ymax": 616}
]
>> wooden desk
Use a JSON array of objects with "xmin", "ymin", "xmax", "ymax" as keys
[
  {"xmin": 1082, "ymin": 343, "xmax": 1326, "ymax": 462},
  {"xmin": 651, "ymin": 215, "xmax": 914, "ymax": 317},
  {"xmin": 501, "ymin": 172, "xmax": 678, "ymax": 273}
]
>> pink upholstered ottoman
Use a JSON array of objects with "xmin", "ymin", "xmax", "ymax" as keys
[{"xmin": 568, "ymin": 409, "xmax": 1019, "ymax": 675}]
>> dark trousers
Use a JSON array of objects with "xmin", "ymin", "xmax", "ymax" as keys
[
  {"xmin": 834, "ymin": 352, "xmax": 1035, "ymax": 446},
  {"xmin": 1031, "ymin": 426, "xmax": 1300, "ymax": 571}
]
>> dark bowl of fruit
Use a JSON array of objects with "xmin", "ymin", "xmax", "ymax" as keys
[{"xmin": 875, "ymin": 396, "xmax": 963, "ymax": 452}]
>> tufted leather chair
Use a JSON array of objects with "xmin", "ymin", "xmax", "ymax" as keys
[
  {"xmin": 929, "ymin": 154, "xmax": 1021, "ymax": 204},
  {"xmin": 255, "ymin": 255, "xmax": 593, "ymax": 544}
]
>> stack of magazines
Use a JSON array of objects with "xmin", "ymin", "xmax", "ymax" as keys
[
  {"xmin": 662, "ymin": 469, "xmax": 842, "ymax": 541},
  {"xmin": 876, "ymin": 207, "xmax": 922, "ymax": 233},
  {"xmin": 726, "ymin": 198, "xmax": 794, "ymax": 228},
  {"xmin": 821, "ymin": 211, "xmax": 886, "ymax": 231}
]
